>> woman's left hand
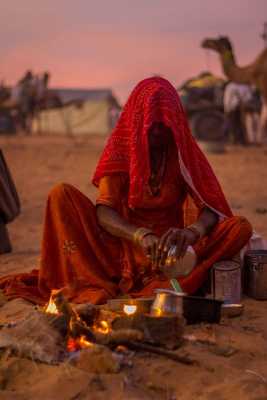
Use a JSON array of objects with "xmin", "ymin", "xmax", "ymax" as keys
[{"xmin": 155, "ymin": 227, "xmax": 199, "ymax": 268}]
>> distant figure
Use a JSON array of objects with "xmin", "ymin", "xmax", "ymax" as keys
[
  {"xmin": 18, "ymin": 70, "xmax": 36, "ymax": 133},
  {"xmin": 35, "ymin": 72, "xmax": 50, "ymax": 109},
  {"xmin": 223, "ymin": 82, "xmax": 253, "ymax": 145},
  {"xmin": 10, "ymin": 83, "xmax": 22, "ymax": 105},
  {"xmin": 0, "ymin": 150, "xmax": 20, "ymax": 254},
  {"xmin": 243, "ymin": 89, "xmax": 262, "ymax": 145}
]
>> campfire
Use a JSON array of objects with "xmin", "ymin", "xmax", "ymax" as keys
[
  {"xmin": 0, "ymin": 288, "xmax": 194, "ymax": 373},
  {"xmin": 39, "ymin": 288, "xmax": 194, "ymax": 366}
]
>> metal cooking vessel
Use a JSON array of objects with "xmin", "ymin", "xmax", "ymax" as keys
[{"xmin": 151, "ymin": 289, "xmax": 185, "ymax": 316}]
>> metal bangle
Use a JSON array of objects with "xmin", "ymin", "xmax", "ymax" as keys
[{"xmin": 133, "ymin": 227, "xmax": 153, "ymax": 245}]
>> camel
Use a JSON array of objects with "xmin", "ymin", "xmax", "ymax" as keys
[{"xmin": 201, "ymin": 36, "xmax": 267, "ymax": 141}]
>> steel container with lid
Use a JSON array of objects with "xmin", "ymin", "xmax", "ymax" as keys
[{"xmin": 244, "ymin": 250, "xmax": 267, "ymax": 300}]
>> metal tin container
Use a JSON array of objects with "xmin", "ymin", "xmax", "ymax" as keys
[
  {"xmin": 244, "ymin": 250, "xmax": 267, "ymax": 300},
  {"xmin": 211, "ymin": 260, "xmax": 241, "ymax": 304}
]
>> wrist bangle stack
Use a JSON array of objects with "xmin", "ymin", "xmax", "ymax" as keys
[{"xmin": 133, "ymin": 227, "xmax": 153, "ymax": 245}]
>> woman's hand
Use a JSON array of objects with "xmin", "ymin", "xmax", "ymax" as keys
[
  {"xmin": 139, "ymin": 234, "xmax": 159, "ymax": 266},
  {"xmin": 156, "ymin": 227, "xmax": 199, "ymax": 267}
]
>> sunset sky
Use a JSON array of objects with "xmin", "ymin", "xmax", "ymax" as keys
[{"xmin": 0, "ymin": 0, "xmax": 266, "ymax": 102}]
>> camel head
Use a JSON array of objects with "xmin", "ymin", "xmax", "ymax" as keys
[{"xmin": 201, "ymin": 36, "xmax": 233, "ymax": 55}]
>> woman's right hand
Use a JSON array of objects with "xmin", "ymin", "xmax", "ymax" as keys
[{"xmin": 139, "ymin": 234, "xmax": 159, "ymax": 268}]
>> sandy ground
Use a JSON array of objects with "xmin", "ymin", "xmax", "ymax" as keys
[{"xmin": 0, "ymin": 134, "xmax": 267, "ymax": 400}]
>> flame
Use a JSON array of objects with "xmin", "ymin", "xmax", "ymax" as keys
[
  {"xmin": 98, "ymin": 320, "xmax": 110, "ymax": 334},
  {"xmin": 67, "ymin": 337, "xmax": 78, "ymax": 352},
  {"xmin": 123, "ymin": 304, "xmax": 137, "ymax": 315},
  {"xmin": 67, "ymin": 335, "xmax": 93, "ymax": 352},
  {"xmin": 93, "ymin": 320, "xmax": 110, "ymax": 334},
  {"xmin": 43, "ymin": 290, "xmax": 96, "ymax": 353},
  {"xmin": 152, "ymin": 307, "xmax": 162, "ymax": 317},
  {"xmin": 44, "ymin": 293, "xmax": 59, "ymax": 315},
  {"xmin": 79, "ymin": 335, "xmax": 94, "ymax": 348}
]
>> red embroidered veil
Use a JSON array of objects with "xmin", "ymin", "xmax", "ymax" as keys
[{"xmin": 93, "ymin": 76, "xmax": 232, "ymax": 218}]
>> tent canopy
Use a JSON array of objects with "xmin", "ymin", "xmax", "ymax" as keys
[
  {"xmin": 33, "ymin": 88, "xmax": 121, "ymax": 136},
  {"xmin": 50, "ymin": 88, "xmax": 120, "ymax": 108}
]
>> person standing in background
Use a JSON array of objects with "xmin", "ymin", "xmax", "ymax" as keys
[
  {"xmin": 223, "ymin": 82, "xmax": 255, "ymax": 145},
  {"xmin": 35, "ymin": 72, "xmax": 50, "ymax": 110},
  {"xmin": 18, "ymin": 70, "xmax": 36, "ymax": 133},
  {"xmin": 243, "ymin": 88, "xmax": 262, "ymax": 145}
]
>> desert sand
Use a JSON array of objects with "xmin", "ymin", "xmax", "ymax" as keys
[{"xmin": 0, "ymin": 134, "xmax": 267, "ymax": 400}]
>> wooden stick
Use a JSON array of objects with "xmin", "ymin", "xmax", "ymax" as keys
[{"xmin": 123, "ymin": 341, "xmax": 198, "ymax": 366}]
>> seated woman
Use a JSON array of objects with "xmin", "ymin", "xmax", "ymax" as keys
[{"xmin": 0, "ymin": 77, "xmax": 252, "ymax": 305}]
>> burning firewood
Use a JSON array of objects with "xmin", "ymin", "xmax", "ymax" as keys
[
  {"xmin": 72, "ymin": 303, "xmax": 100, "ymax": 326},
  {"xmin": 47, "ymin": 289, "xmax": 80, "ymax": 324},
  {"xmin": 42, "ymin": 290, "xmax": 196, "ymax": 367},
  {"xmin": 69, "ymin": 319, "xmax": 96, "ymax": 342},
  {"xmin": 44, "ymin": 289, "xmax": 96, "ymax": 343}
]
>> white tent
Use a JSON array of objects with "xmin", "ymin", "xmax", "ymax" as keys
[{"xmin": 32, "ymin": 88, "xmax": 120, "ymax": 136}]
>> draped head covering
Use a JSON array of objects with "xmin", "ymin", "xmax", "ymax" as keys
[{"xmin": 93, "ymin": 77, "xmax": 232, "ymax": 218}]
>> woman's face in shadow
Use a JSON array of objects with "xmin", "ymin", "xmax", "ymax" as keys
[{"xmin": 148, "ymin": 122, "xmax": 173, "ymax": 150}]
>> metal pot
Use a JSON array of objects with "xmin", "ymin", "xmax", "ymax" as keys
[{"xmin": 151, "ymin": 289, "xmax": 185, "ymax": 316}]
